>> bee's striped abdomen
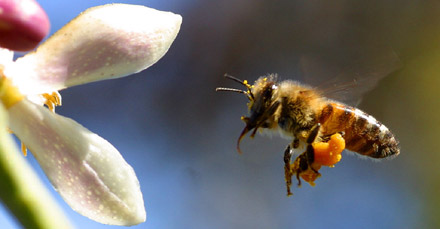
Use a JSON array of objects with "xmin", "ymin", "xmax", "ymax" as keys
[{"xmin": 319, "ymin": 102, "xmax": 400, "ymax": 158}]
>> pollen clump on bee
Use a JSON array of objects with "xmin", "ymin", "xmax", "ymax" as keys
[
  {"xmin": 296, "ymin": 133, "xmax": 345, "ymax": 186},
  {"xmin": 243, "ymin": 80, "xmax": 254, "ymax": 90},
  {"xmin": 312, "ymin": 133, "xmax": 345, "ymax": 167}
]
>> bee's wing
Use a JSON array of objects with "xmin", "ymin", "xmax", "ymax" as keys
[{"xmin": 300, "ymin": 48, "xmax": 402, "ymax": 106}]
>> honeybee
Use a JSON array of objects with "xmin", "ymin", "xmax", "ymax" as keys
[{"xmin": 216, "ymin": 73, "xmax": 400, "ymax": 196}]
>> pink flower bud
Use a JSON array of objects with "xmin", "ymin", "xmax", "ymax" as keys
[{"xmin": 0, "ymin": 0, "xmax": 50, "ymax": 51}]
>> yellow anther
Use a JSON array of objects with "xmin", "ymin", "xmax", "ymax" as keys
[
  {"xmin": 52, "ymin": 91, "xmax": 62, "ymax": 105},
  {"xmin": 42, "ymin": 91, "xmax": 62, "ymax": 112}
]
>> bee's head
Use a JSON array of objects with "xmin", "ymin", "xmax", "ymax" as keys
[{"xmin": 216, "ymin": 74, "xmax": 280, "ymax": 153}]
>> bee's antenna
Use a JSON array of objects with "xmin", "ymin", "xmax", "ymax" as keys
[
  {"xmin": 222, "ymin": 73, "xmax": 255, "ymax": 100},
  {"xmin": 215, "ymin": 87, "xmax": 253, "ymax": 100},
  {"xmin": 215, "ymin": 87, "xmax": 245, "ymax": 94},
  {"xmin": 223, "ymin": 73, "xmax": 247, "ymax": 86}
]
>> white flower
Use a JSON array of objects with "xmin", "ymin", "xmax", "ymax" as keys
[{"xmin": 0, "ymin": 4, "xmax": 181, "ymax": 226}]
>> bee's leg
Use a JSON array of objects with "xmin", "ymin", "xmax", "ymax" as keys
[
  {"xmin": 290, "ymin": 123, "xmax": 322, "ymax": 186},
  {"xmin": 284, "ymin": 138, "xmax": 301, "ymax": 195},
  {"xmin": 306, "ymin": 144, "xmax": 320, "ymax": 174},
  {"xmin": 295, "ymin": 172, "xmax": 301, "ymax": 187},
  {"xmin": 295, "ymin": 152, "xmax": 309, "ymax": 186},
  {"xmin": 287, "ymin": 125, "xmax": 324, "ymax": 192},
  {"xmin": 291, "ymin": 145, "xmax": 322, "ymax": 187},
  {"xmin": 283, "ymin": 145, "xmax": 293, "ymax": 196},
  {"xmin": 307, "ymin": 123, "xmax": 321, "ymax": 144},
  {"xmin": 306, "ymin": 123, "xmax": 321, "ymax": 174}
]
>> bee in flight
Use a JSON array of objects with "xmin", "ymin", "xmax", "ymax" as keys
[{"xmin": 216, "ymin": 73, "xmax": 400, "ymax": 196}]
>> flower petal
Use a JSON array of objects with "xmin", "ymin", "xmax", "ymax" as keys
[
  {"xmin": 7, "ymin": 4, "xmax": 182, "ymax": 95},
  {"xmin": 0, "ymin": 0, "xmax": 50, "ymax": 51},
  {"xmin": 8, "ymin": 99, "xmax": 146, "ymax": 226},
  {"xmin": 0, "ymin": 103, "xmax": 73, "ymax": 228},
  {"xmin": 0, "ymin": 48, "xmax": 14, "ymax": 65}
]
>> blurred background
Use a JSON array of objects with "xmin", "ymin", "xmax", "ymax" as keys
[{"xmin": 2, "ymin": 0, "xmax": 440, "ymax": 228}]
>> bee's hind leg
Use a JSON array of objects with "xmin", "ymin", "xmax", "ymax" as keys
[
  {"xmin": 305, "ymin": 144, "xmax": 320, "ymax": 174},
  {"xmin": 290, "ymin": 145, "xmax": 322, "ymax": 187},
  {"xmin": 289, "ymin": 124, "xmax": 323, "ymax": 187},
  {"xmin": 306, "ymin": 123, "xmax": 321, "ymax": 174},
  {"xmin": 284, "ymin": 123, "xmax": 323, "ymax": 195},
  {"xmin": 307, "ymin": 123, "xmax": 321, "ymax": 144}
]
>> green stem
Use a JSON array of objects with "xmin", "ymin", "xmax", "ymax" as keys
[{"xmin": 0, "ymin": 104, "xmax": 72, "ymax": 229}]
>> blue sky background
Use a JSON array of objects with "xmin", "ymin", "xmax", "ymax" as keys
[{"xmin": 2, "ymin": 0, "xmax": 440, "ymax": 228}]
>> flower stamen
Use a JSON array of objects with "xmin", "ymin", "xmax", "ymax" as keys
[{"xmin": 42, "ymin": 91, "xmax": 62, "ymax": 112}]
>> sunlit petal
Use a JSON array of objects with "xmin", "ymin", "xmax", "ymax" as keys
[
  {"xmin": 8, "ymin": 99, "xmax": 146, "ymax": 226},
  {"xmin": 0, "ymin": 48, "xmax": 13, "ymax": 65},
  {"xmin": 7, "ymin": 3, "xmax": 182, "ymax": 95},
  {"xmin": 0, "ymin": 0, "xmax": 50, "ymax": 51},
  {"xmin": 0, "ymin": 103, "xmax": 72, "ymax": 228}
]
